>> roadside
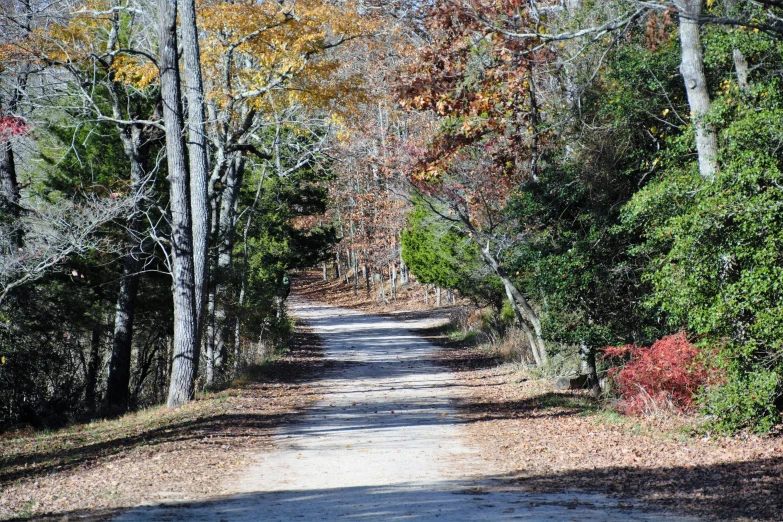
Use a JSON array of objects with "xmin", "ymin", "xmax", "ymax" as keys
[
  {"xmin": 297, "ymin": 270, "xmax": 783, "ymax": 521},
  {"xmin": 414, "ymin": 320, "xmax": 783, "ymax": 521},
  {"xmin": 0, "ymin": 327, "xmax": 323, "ymax": 521}
]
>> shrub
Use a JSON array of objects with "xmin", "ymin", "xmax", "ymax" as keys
[
  {"xmin": 602, "ymin": 332, "xmax": 711, "ymax": 415},
  {"xmin": 699, "ymin": 368, "xmax": 781, "ymax": 434}
]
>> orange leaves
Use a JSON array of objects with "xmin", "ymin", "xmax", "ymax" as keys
[{"xmin": 111, "ymin": 55, "xmax": 157, "ymax": 88}]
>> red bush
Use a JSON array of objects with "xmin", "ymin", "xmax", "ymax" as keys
[
  {"xmin": 602, "ymin": 332, "xmax": 710, "ymax": 415},
  {"xmin": 0, "ymin": 116, "xmax": 29, "ymax": 141}
]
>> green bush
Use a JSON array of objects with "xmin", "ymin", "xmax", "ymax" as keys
[{"xmin": 700, "ymin": 368, "xmax": 781, "ymax": 434}]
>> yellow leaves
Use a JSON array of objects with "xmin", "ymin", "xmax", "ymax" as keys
[
  {"xmin": 112, "ymin": 56, "xmax": 157, "ymax": 88},
  {"xmin": 707, "ymin": 0, "xmax": 715, "ymax": 7},
  {"xmin": 198, "ymin": 0, "xmax": 369, "ymax": 115},
  {"xmin": 1, "ymin": 356, "xmax": 5, "ymax": 365}
]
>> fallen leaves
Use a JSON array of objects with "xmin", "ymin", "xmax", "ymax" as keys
[
  {"xmin": 428, "ymin": 335, "xmax": 783, "ymax": 521},
  {"xmin": 0, "ymin": 327, "xmax": 324, "ymax": 521}
]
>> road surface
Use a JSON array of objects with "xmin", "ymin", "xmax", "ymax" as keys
[{"xmin": 115, "ymin": 299, "xmax": 696, "ymax": 521}]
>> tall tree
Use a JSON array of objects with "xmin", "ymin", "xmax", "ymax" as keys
[
  {"xmin": 180, "ymin": 0, "xmax": 209, "ymax": 344},
  {"xmin": 158, "ymin": 0, "xmax": 199, "ymax": 408}
]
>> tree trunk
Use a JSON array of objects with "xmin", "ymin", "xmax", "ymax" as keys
[
  {"xmin": 477, "ymin": 241, "xmax": 548, "ymax": 366},
  {"xmin": 233, "ymin": 169, "xmax": 264, "ymax": 373},
  {"xmin": 436, "ymin": 286, "xmax": 441, "ymax": 307},
  {"xmin": 160, "ymin": 0, "xmax": 199, "ymax": 408},
  {"xmin": 323, "ymin": 261, "xmax": 328, "ymax": 281},
  {"xmin": 579, "ymin": 341, "xmax": 600, "ymax": 394},
  {"xmin": 204, "ymin": 279, "xmax": 218, "ymax": 385},
  {"xmin": 207, "ymin": 156, "xmax": 245, "ymax": 385},
  {"xmin": 390, "ymin": 263, "xmax": 396, "ymax": 301},
  {"xmin": 180, "ymin": 0, "xmax": 209, "ymax": 343},
  {"xmin": 0, "ymin": 140, "xmax": 22, "ymax": 249},
  {"xmin": 399, "ymin": 245, "xmax": 408, "ymax": 284},
  {"xmin": 105, "ymin": 255, "xmax": 141, "ymax": 410},
  {"xmin": 106, "ymin": 124, "xmax": 146, "ymax": 413},
  {"xmin": 363, "ymin": 264, "xmax": 370, "ymax": 295},
  {"xmin": 353, "ymin": 252, "xmax": 358, "ymax": 296},
  {"xmin": 733, "ymin": 49, "xmax": 750, "ymax": 92},
  {"xmin": 335, "ymin": 251, "xmax": 341, "ymax": 280},
  {"xmin": 84, "ymin": 326, "xmax": 102, "ymax": 412},
  {"xmin": 677, "ymin": 0, "xmax": 719, "ymax": 179},
  {"xmin": 424, "ymin": 284, "xmax": 429, "ymax": 305},
  {"xmin": 379, "ymin": 271, "xmax": 387, "ymax": 303}
]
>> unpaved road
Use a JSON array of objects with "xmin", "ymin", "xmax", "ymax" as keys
[{"xmin": 115, "ymin": 299, "xmax": 697, "ymax": 521}]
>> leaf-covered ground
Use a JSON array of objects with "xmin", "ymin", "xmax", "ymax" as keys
[
  {"xmin": 298, "ymin": 272, "xmax": 783, "ymax": 522},
  {"xmin": 408, "ymin": 321, "xmax": 783, "ymax": 521},
  {"xmin": 0, "ymin": 327, "xmax": 323, "ymax": 521}
]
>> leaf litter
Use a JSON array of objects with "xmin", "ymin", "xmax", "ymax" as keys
[{"xmin": 0, "ymin": 326, "xmax": 324, "ymax": 521}]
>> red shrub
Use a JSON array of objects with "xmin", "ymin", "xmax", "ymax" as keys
[
  {"xmin": 602, "ymin": 332, "xmax": 710, "ymax": 415},
  {"xmin": 0, "ymin": 116, "xmax": 29, "ymax": 141}
]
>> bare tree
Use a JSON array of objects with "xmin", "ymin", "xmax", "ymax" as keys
[{"xmin": 0, "ymin": 194, "xmax": 135, "ymax": 308}]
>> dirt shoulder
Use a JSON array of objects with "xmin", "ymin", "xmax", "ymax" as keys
[
  {"xmin": 415, "ymin": 322, "xmax": 783, "ymax": 522},
  {"xmin": 0, "ymin": 327, "xmax": 323, "ymax": 522}
]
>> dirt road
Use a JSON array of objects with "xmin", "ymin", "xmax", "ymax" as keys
[{"xmin": 114, "ymin": 299, "xmax": 696, "ymax": 521}]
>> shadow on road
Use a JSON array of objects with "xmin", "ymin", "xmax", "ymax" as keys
[{"xmin": 6, "ymin": 303, "xmax": 783, "ymax": 522}]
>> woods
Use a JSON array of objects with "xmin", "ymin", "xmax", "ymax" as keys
[
  {"xmin": 1, "ymin": 0, "xmax": 783, "ymax": 437},
  {"xmin": 0, "ymin": 0, "xmax": 355, "ymax": 426}
]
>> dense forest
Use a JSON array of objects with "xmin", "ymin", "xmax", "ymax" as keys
[{"xmin": 1, "ymin": 0, "xmax": 782, "ymax": 434}]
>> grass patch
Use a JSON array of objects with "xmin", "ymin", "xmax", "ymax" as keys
[
  {"xmin": 0, "ymin": 355, "xmax": 286, "ymax": 492},
  {"xmin": 449, "ymin": 329, "xmax": 479, "ymax": 344}
]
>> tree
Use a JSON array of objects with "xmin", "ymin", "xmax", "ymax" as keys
[
  {"xmin": 180, "ymin": 0, "xmax": 209, "ymax": 346},
  {"xmin": 158, "ymin": 0, "xmax": 199, "ymax": 408},
  {"xmin": 401, "ymin": 199, "xmax": 503, "ymax": 309},
  {"xmin": 397, "ymin": 0, "xmax": 550, "ymax": 364}
]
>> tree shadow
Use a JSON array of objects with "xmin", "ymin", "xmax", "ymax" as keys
[
  {"xmin": 10, "ymin": 477, "xmax": 705, "ymax": 522},
  {"xmin": 0, "ymin": 327, "xmax": 325, "ymax": 490},
  {"xmin": 15, "ymin": 454, "xmax": 783, "ymax": 522},
  {"xmin": 497, "ymin": 455, "xmax": 783, "ymax": 521}
]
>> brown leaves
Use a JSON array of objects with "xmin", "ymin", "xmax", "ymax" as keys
[
  {"xmin": 0, "ymin": 332, "xmax": 324, "ymax": 520},
  {"xmin": 430, "ymin": 337, "xmax": 783, "ymax": 521}
]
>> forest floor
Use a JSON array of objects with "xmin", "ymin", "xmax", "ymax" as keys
[
  {"xmin": 294, "ymin": 271, "xmax": 783, "ymax": 522},
  {"xmin": 0, "ymin": 327, "xmax": 324, "ymax": 521}
]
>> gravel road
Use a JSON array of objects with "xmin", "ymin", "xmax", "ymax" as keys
[{"xmin": 114, "ymin": 299, "xmax": 697, "ymax": 521}]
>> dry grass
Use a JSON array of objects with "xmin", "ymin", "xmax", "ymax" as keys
[{"xmin": 0, "ymin": 328, "xmax": 324, "ymax": 521}]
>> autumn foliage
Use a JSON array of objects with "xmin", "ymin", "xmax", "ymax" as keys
[
  {"xmin": 0, "ymin": 116, "xmax": 28, "ymax": 141},
  {"xmin": 602, "ymin": 332, "xmax": 712, "ymax": 415}
]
